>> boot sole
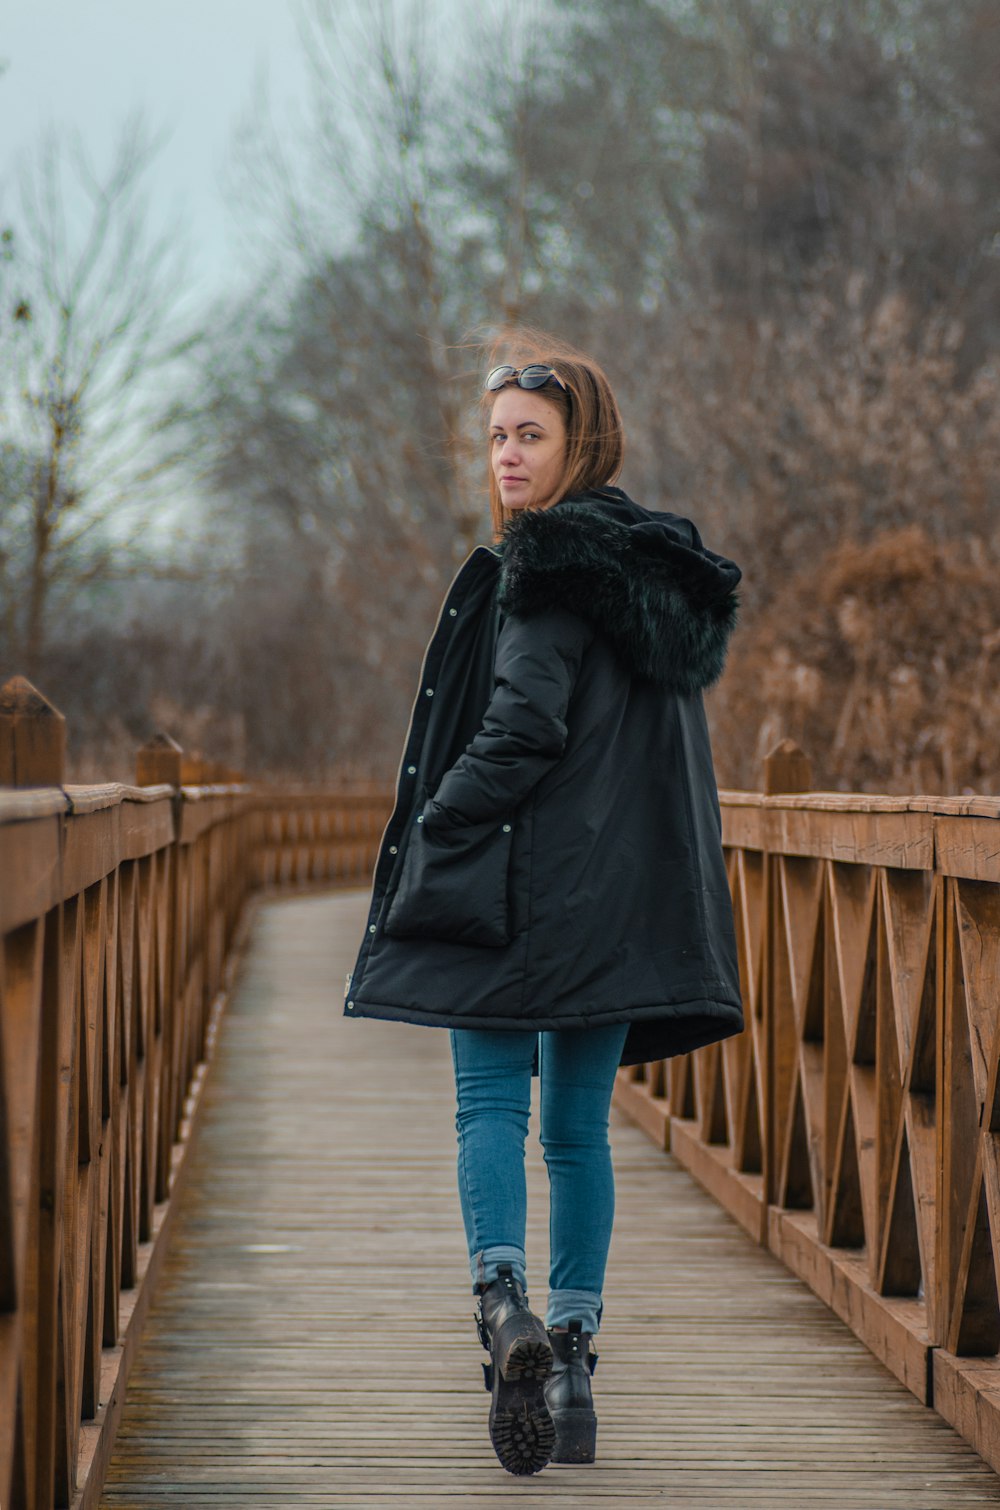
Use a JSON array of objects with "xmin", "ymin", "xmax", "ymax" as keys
[
  {"xmin": 492, "ymin": 1313, "xmax": 552, "ymax": 1381},
  {"xmin": 550, "ymin": 1405, "xmax": 597, "ymax": 1463},
  {"xmin": 488, "ymin": 1335, "xmax": 554, "ymax": 1476}
]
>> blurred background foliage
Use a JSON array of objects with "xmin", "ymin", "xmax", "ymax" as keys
[{"xmin": 1, "ymin": 0, "xmax": 998, "ymax": 792}]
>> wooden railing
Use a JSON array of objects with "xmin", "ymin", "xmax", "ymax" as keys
[
  {"xmin": 5, "ymin": 676, "xmax": 1000, "ymax": 1502},
  {"xmin": 0, "ymin": 679, "xmax": 392, "ymax": 1510},
  {"xmin": 614, "ymin": 740, "xmax": 1000, "ymax": 1474}
]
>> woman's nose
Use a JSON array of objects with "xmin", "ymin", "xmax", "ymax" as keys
[{"xmin": 500, "ymin": 436, "xmax": 521, "ymax": 464}]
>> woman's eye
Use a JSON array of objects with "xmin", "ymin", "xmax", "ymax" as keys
[{"xmin": 491, "ymin": 433, "xmax": 506, "ymax": 445}]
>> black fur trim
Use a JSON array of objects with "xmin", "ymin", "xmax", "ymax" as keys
[{"xmin": 498, "ymin": 499, "xmax": 741, "ymax": 694}]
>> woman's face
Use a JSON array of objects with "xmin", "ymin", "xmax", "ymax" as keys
[{"xmin": 489, "ymin": 387, "xmax": 568, "ymax": 511}]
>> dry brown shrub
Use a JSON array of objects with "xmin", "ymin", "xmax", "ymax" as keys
[
  {"xmin": 657, "ymin": 287, "xmax": 1000, "ymax": 588},
  {"xmin": 711, "ymin": 524, "xmax": 1000, "ymax": 794}
]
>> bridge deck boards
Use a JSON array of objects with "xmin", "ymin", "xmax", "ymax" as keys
[{"xmin": 100, "ymin": 892, "xmax": 1000, "ymax": 1508}]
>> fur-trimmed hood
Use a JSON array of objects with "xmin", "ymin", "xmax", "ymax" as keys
[{"xmin": 497, "ymin": 487, "xmax": 741, "ymax": 695}]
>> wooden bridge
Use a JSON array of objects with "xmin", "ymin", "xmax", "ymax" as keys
[{"xmin": 4, "ymin": 676, "xmax": 1000, "ymax": 1507}]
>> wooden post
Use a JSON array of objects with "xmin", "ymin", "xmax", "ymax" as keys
[
  {"xmin": 136, "ymin": 732, "xmax": 183, "ymax": 787},
  {"xmin": 0, "ymin": 675, "xmax": 67, "ymax": 787},
  {"xmin": 761, "ymin": 742, "xmax": 811, "ymax": 1209},
  {"xmin": 763, "ymin": 738, "xmax": 812, "ymax": 796}
]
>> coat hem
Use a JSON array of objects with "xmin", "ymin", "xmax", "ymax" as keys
[{"xmin": 345, "ymin": 992, "xmax": 744, "ymax": 1045}]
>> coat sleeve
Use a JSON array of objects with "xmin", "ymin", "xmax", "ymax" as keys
[{"xmin": 425, "ymin": 606, "xmax": 594, "ymax": 829}]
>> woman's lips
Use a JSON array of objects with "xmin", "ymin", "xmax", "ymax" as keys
[{"xmin": 500, "ymin": 476, "xmax": 528, "ymax": 485}]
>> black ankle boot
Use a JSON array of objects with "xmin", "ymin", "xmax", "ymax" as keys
[
  {"xmin": 475, "ymin": 1265, "xmax": 554, "ymax": 1475},
  {"xmin": 544, "ymin": 1321, "xmax": 598, "ymax": 1463}
]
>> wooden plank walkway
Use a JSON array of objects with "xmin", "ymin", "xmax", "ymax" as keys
[{"xmin": 100, "ymin": 892, "xmax": 1000, "ymax": 1508}]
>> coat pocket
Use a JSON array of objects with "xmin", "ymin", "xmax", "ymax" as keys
[{"xmin": 383, "ymin": 814, "xmax": 514, "ymax": 947}]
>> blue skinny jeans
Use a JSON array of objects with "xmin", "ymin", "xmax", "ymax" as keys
[{"xmin": 450, "ymin": 1023, "xmax": 628, "ymax": 1335}]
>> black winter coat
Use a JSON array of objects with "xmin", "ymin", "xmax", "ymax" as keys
[{"xmin": 345, "ymin": 487, "xmax": 744, "ymax": 1066}]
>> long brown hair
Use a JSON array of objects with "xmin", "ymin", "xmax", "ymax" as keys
[{"xmin": 482, "ymin": 328, "xmax": 625, "ymax": 540}]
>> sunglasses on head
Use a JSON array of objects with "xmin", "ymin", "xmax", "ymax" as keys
[{"xmin": 486, "ymin": 363, "xmax": 567, "ymax": 393}]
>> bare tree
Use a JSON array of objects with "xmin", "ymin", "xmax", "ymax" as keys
[{"xmin": 0, "ymin": 116, "xmax": 197, "ymax": 673}]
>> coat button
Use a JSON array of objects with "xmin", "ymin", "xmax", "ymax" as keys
[
  {"xmin": 425, "ymin": 687, "xmax": 434, "ymax": 697},
  {"xmin": 347, "ymin": 1001, "xmax": 355, "ymax": 1010},
  {"xmin": 502, "ymin": 823, "xmax": 512, "ymax": 832},
  {"xmin": 416, "ymin": 815, "xmax": 424, "ymax": 823},
  {"xmin": 449, "ymin": 607, "xmax": 458, "ymax": 617},
  {"xmin": 407, "ymin": 765, "xmax": 417, "ymax": 774},
  {"xmin": 389, "ymin": 845, "xmax": 398, "ymax": 854},
  {"xmin": 369, "ymin": 924, "xmax": 376, "ymax": 933}
]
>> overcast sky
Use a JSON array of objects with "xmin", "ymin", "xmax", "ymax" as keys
[{"xmin": 1, "ymin": 0, "xmax": 311, "ymax": 301}]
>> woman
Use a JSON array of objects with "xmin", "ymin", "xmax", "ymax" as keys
[{"xmin": 345, "ymin": 334, "xmax": 743, "ymax": 1475}]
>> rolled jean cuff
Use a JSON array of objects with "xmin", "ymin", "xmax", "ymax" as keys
[
  {"xmin": 471, "ymin": 1244, "xmax": 527, "ymax": 1293},
  {"xmin": 546, "ymin": 1288, "xmax": 603, "ymax": 1334}
]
